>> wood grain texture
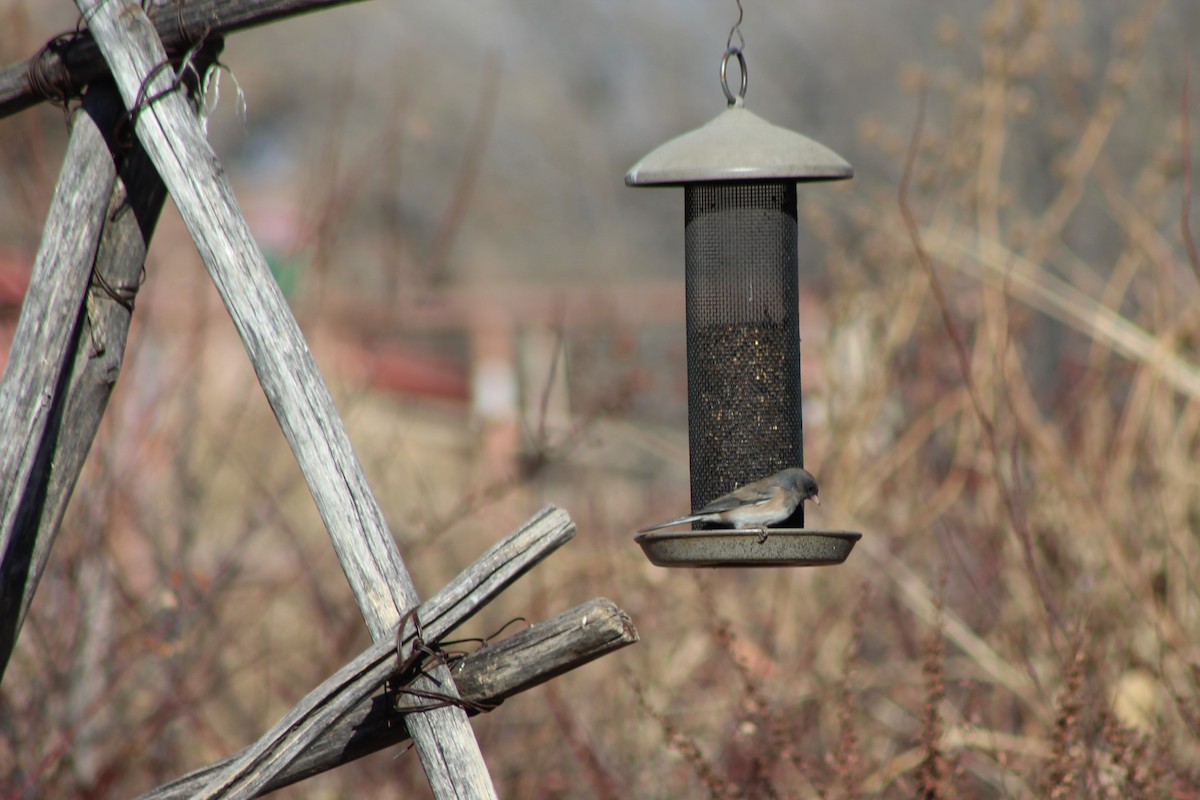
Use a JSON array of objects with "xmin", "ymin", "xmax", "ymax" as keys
[
  {"xmin": 139, "ymin": 506, "xmax": 577, "ymax": 800},
  {"xmin": 451, "ymin": 597, "xmax": 639, "ymax": 702},
  {"xmin": 0, "ymin": 80, "xmax": 172, "ymax": 683},
  {"xmin": 0, "ymin": 89, "xmax": 116, "ymax": 679},
  {"xmin": 0, "ymin": 0, "xmax": 371, "ymax": 119},
  {"xmin": 140, "ymin": 597, "xmax": 637, "ymax": 799},
  {"xmin": 76, "ymin": 1, "xmax": 493, "ymax": 795}
]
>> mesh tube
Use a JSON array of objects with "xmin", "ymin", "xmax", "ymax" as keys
[{"xmin": 684, "ymin": 181, "xmax": 805, "ymax": 527}]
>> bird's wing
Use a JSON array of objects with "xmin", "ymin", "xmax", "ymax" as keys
[{"xmin": 696, "ymin": 482, "xmax": 778, "ymax": 514}]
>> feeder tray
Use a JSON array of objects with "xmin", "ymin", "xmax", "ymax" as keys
[{"xmin": 635, "ymin": 529, "xmax": 860, "ymax": 568}]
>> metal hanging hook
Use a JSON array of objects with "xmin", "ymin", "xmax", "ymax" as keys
[
  {"xmin": 722, "ymin": 0, "xmax": 747, "ymax": 106},
  {"xmin": 720, "ymin": 49, "xmax": 747, "ymax": 106}
]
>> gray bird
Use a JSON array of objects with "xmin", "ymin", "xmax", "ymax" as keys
[{"xmin": 638, "ymin": 467, "xmax": 819, "ymax": 538}]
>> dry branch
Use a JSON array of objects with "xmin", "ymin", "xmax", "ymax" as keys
[
  {"xmin": 139, "ymin": 597, "xmax": 637, "ymax": 799},
  {"xmin": 0, "ymin": 0, "xmax": 370, "ymax": 119}
]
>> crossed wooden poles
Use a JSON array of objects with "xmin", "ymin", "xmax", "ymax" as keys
[{"xmin": 0, "ymin": 2, "xmax": 638, "ymax": 797}]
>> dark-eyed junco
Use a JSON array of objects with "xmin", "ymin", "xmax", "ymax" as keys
[{"xmin": 638, "ymin": 467, "xmax": 819, "ymax": 538}]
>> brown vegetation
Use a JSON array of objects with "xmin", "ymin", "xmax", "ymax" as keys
[{"xmin": 3, "ymin": 1, "xmax": 1200, "ymax": 797}]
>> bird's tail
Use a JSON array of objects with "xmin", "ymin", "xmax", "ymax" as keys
[{"xmin": 637, "ymin": 514, "xmax": 705, "ymax": 533}]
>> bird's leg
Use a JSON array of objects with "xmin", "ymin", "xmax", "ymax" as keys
[{"xmin": 756, "ymin": 526, "xmax": 769, "ymax": 544}]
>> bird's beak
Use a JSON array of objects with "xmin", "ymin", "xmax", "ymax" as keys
[{"xmin": 812, "ymin": 495, "xmax": 820, "ymax": 505}]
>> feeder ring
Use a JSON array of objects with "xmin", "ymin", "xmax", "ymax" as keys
[{"xmin": 720, "ymin": 47, "xmax": 747, "ymax": 107}]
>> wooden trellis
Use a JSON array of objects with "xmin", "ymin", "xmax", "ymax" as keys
[{"xmin": 0, "ymin": 2, "xmax": 638, "ymax": 797}]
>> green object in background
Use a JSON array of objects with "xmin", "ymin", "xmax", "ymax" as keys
[{"xmin": 265, "ymin": 251, "xmax": 301, "ymax": 299}]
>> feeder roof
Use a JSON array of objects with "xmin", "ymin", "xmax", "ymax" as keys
[{"xmin": 625, "ymin": 105, "xmax": 853, "ymax": 186}]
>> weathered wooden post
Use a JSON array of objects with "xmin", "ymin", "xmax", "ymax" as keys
[
  {"xmin": 76, "ymin": 0, "xmax": 498, "ymax": 794},
  {"xmin": 0, "ymin": 73, "xmax": 177, "ymax": 680}
]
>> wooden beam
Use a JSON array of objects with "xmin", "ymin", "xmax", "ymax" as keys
[
  {"xmin": 77, "ymin": 0, "xmax": 411, "ymax": 641},
  {"xmin": 143, "ymin": 505, "xmax": 577, "ymax": 800},
  {"xmin": 0, "ymin": 78, "xmax": 173, "ymax": 683},
  {"xmin": 0, "ymin": 0, "xmax": 371, "ymax": 119},
  {"xmin": 138, "ymin": 597, "xmax": 637, "ymax": 799},
  {"xmin": 0, "ymin": 84, "xmax": 118, "ymax": 679},
  {"xmin": 76, "ymin": 1, "xmax": 496, "ymax": 795}
]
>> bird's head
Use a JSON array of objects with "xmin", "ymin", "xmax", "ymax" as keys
[{"xmin": 783, "ymin": 467, "xmax": 820, "ymax": 505}]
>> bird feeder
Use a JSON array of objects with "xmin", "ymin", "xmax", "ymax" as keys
[{"xmin": 629, "ymin": 48, "xmax": 862, "ymax": 568}]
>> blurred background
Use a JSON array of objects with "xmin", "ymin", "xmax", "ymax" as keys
[{"xmin": 2, "ymin": 0, "xmax": 1200, "ymax": 797}]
